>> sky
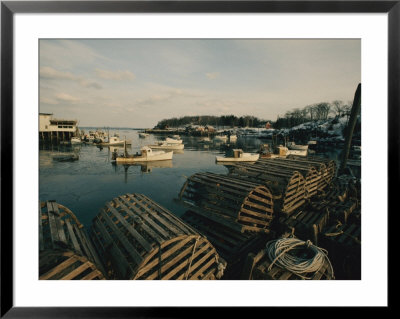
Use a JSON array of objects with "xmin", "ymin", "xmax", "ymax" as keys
[{"xmin": 39, "ymin": 39, "xmax": 361, "ymax": 128}]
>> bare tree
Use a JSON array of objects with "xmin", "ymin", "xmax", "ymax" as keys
[{"xmin": 332, "ymin": 100, "xmax": 344, "ymax": 117}]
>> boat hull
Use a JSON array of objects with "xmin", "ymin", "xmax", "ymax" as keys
[
  {"xmin": 149, "ymin": 144, "xmax": 184, "ymax": 150},
  {"xmin": 165, "ymin": 138, "xmax": 182, "ymax": 144},
  {"xmin": 115, "ymin": 151, "xmax": 173, "ymax": 163},
  {"xmin": 286, "ymin": 149, "xmax": 308, "ymax": 156},
  {"xmin": 216, "ymin": 154, "xmax": 260, "ymax": 162}
]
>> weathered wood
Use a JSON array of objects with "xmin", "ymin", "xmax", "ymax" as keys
[
  {"xmin": 180, "ymin": 172, "xmax": 275, "ymax": 232},
  {"xmin": 39, "ymin": 201, "xmax": 106, "ymax": 280},
  {"xmin": 39, "ymin": 250, "xmax": 105, "ymax": 280},
  {"xmin": 322, "ymin": 222, "xmax": 361, "ymax": 279},
  {"xmin": 39, "ymin": 202, "xmax": 44, "ymax": 251},
  {"xmin": 90, "ymin": 193, "xmax": 224, "ymax": 280}
]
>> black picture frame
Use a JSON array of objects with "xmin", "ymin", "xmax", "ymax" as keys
[{"xmin": 1, "ymin": 0, "xmax": 395, "ymax": 317}]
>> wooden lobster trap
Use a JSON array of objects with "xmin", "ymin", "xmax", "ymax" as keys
[
  {"xmin": 241, "ymin": 245, "xmax": 334, "ymax": 280},
  {"xmin": 229, "ymin": 163, "xmax": 307, "ymax": 215},
  {"xmin": 39, "ymin": 250, "xmax": 105, "ymax": 280},
  {"xmin": 256, "ymin": 158, "xmax": 321, "ymax": 199},
  {"xmin": 179, "ymin": 172, "xmax": 274, "ymax": 232},
  {"xmin": 322, "ymin": 222, "xmax": 361, "ymax": 279},
  {"xmin": 279, "ymin": 208, "xmax": 330, "ymax": 246},
  {"xmin": 39, "ymin": 200, "xmax": 105, "ymax": 280},
  {"xmin": 90, "ymin": 193, "xmax": 225, "ymax": 280},
  {"xmin": 181, "ymin": 208, "xmax": 269, "ymax": 279},
  {"xmin": 279, "ymin": 156, "xmax": 336, "ymax": 192},
  {"xmin": 310, "ymin": 180, "xmax": 359, "ymax": 225}
]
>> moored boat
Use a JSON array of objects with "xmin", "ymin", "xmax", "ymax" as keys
[
  {"xmin": 165, "ymin": 136, "xmax": 182, "ymax": 144},
  {"xmin": 71, "ymin": 137, "xmax": 81, "ymax": 144},
  {"xmin": 139, "ymin": 132, "xmax": 149, "ymax": 138},
  {"xmin": 216, "ymin": 149, "xmax": 260, "ymax": 162},
  {"xmin": 112, "ymin": 145, "xmax": 173, "ymax": 163},
  {"xmin": 214, "ymin": 135, "xmax": 228, "ymax": 141},
  {"xmin": 148, "ymin": 142, "xmax": 184, "ymax": 150},
  {"xmin": 229, "ymin": 135, "xmax": 237, "ymax": 142},
  {"xmin": 287, "ymin": 141, "xmax": 309, "ymax": 151},
  {"xmin": 98, "ymin": 136, "xmax": 132, "ymax": 146},
  {"xmin": 286, "ymin": 149, "xmax": 308, "ymax": 156}
]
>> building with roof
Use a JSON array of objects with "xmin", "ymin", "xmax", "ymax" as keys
[{"xmin": 39, "ymin": 113, "xmax": 78, "ymax": 142}]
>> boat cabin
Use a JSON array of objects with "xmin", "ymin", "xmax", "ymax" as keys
[
  {"xmin": 232, "ymin": 149, "xmax": 244, "ymax": 158},
  {"xmin": 140, "ymin": 146, "xmax": 153, "ymax": 156},
  {"xmin": 275, "ymin": 145, "xmax": 288, "ymax": 156}
]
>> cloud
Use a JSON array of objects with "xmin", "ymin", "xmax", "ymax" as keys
[
  {"xmin": 95, "ymin": 68, "xmax": 135, "ymax": 80},
  {"xmin": 79, "ymin": 80, "xmax": 103, "ymax": 89},
  {"xmin": 54, "ymin": 92, "xmax": 80, "ymax": 103},
  {"xmin": 40, "ymin": 66, "xmax": 76, "ymax": 80},
  {"xmin": 206, "ymin": 72, "xmax": 220, "ymax": 80},
  {"xmin": 40, "ymin": 66, "xmax": 102, "ymax": 89}
]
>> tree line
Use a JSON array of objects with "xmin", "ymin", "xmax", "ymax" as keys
[
  {"xmin": 155, "ymin": 115, "xmax": 270, "ymax": 129},
  {"xmin": 273, "ymin": 100, "xmax": 353, "ymax": 129},
  {"xmin": 155, "ymin": 100, "xmax": 353, "ymax": 129}
]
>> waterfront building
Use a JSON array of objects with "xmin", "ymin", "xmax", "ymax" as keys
[{"xmin": 39, "ymin": 113, "xmax": 78, "ymax": 142}]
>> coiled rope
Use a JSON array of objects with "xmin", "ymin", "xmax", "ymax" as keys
[{"xmin": 266, "ymin": 237, "xmax": 334, "ymax": 280}]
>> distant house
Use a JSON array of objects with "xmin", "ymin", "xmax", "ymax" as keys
[
  {"xmin": 205, "ymin": 125, "xmax": 215, "ymax": 132},
  {"xmin": 39, "ymin": 113, "xmax": 78, "ymax": 142},
  {"xmin": 265, "ymin": 122, "xmax": 272, "ymax": 129}
]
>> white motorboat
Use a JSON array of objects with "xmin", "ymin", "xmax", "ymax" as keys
[
  {"xmin": 98, "ymin": 136, "xmax": 132, "ymax": 146},
  {"xmin": 165, "ymin": 136, "xmax": 182, "ymax": 144},
  {"xmin": 216, "ymin": 149, "xmax": 260, "ymax": 162},
  {"xmin": 214, "ymin": 135, "xmax": 228, "ymax": 141},
  {"xmin": 286, "ymin": 149, "xmax": 308, "ymax": 156},
  {"xmin": 229, "ymin": 135, "xmax": 237, "ymax": 142},
  {"xmin": 148, "ymin": 142, "xmax": 184, "ymax": 150},
  {"xmin": 287, "ymin": 141, "xmax": 309, "ymax": 151},
  {"xmin": 70, "ymin": 137, "xmax": 81, "ymax": 144},
  {"xmin": 112, "ymin": 145, "xmax": 173, "ymax": 163},
  {"xmin": 139, "ymin": 132, "xmax": 149, "ymax": 138}
]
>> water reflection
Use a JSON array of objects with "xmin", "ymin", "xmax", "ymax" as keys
[
  {"xmin": 112, "ymin": 160, "xmax": 174, "ymax": 182},
  {"xmin": 40, "ymin": 143, "xmax": 82, "ymax": 166}
]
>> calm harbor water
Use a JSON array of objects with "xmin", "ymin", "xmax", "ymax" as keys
[{"xmin": 39, "ymin": 129, "xmax": 342, "ymax": 228}]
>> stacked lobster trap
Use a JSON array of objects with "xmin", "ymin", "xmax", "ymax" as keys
[
  {"xmin": 39, "ymin": 200, "xmax": 105, "ymax": 280},
  {"xmin": 90, "ymin": 193, "xmax": 226, "ymax": 280}
]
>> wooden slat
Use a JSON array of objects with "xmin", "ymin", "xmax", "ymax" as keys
[
  {"xmin": 100, "ymin": 209, "xmax": 144, "ymax": 266},
  {"xmin": 60, "ymin": 261, "xmax": 92, "ymax": 280},
  {"xmin": 65, "ymin": 219, "xmax": 82, "ymax": 254},
  {"xmin": 81, "ymin": 269, "xmax": 103, "ymax": 280},
  {"xmin": 46, "ymin": 201, "xmax": 60, "ymax": 245},
  {"xmin": 105, "ymin": 202, "xmax": 153, "ymax": 253},
  {"xmin": 119, "ymin": 196, "xmax": 170, "ymax": 239},
  {"xmin": 240, "ymin": 207, "xmax": 273, "ymax": 220},
  {"xmin": 39, "ymin": 202, "xmax": 44, "ymax": 251},
  {"xmin": 40, "ymin": 256, "xmax": 77, "ymax": 280},
  {"xmin": 187, "ymin": 250, "xmax": 217, "ymax": 280},
  {"xmin": 51, "ymin": 202, "xmax": 67, "ymax": 244},
  {"xmin": 145, "ymin": 243, "xmax": 195, "ymax": 280},
  {"xmin": 141, "ymin": 194, "xmax": 196, "ymax": 235},
  {"xmin": 161, "ymin": 240, "xmax": 211, "ymax": 280},
  {"xmin": 134, "ymin": 236, "xmax": 195, "ymax": 279},
  {"xmin": 114, "ymin": 197, "xmax": 165, "ymax": 244},
  {"xmin": 72, "ymin": 223, "xmax": 92, "ymax": 260}
]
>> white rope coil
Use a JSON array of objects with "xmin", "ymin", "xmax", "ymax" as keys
[{"xmin": 266, "ymin": 238, "xmax": 334, "ymax": 280}]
